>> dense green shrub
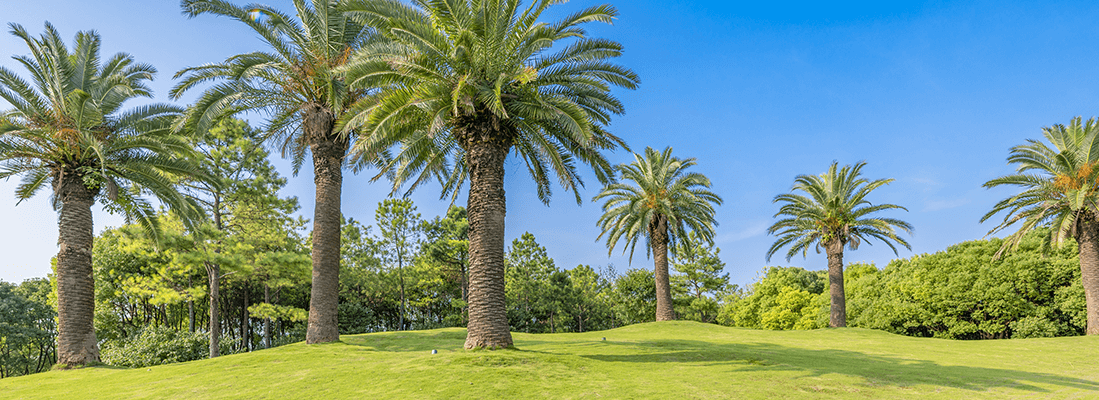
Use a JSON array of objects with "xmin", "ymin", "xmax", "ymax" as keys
[
  {"xmin": 845, "ymin": 231, "xmax": 1082, "ymax": 339},
  {"xmin": 721, "ymin": 230, "xmax": 1086, "ymax": 339},
  {"xmin": 101, "ymin": 327, "xmax": 237, "ymax": 368},
  {"xmin": 718, "ymin": 266, "xmax": 826, "ymax": 330}
]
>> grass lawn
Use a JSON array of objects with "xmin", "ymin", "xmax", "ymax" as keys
[{"xmin": 3, "ymin": 321, "xmax": 1098, "ymax": 399}]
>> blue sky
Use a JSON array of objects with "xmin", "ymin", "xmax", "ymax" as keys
[{"xmin": 3, "ymin": 0, "xmax": 1099, "ymax": 288}]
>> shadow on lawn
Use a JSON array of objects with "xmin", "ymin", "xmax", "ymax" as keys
[
  {"xmin": 579, "ymin": 339, "xmax": 1099, "ymax": 393},
  {"xmin": 341, "ymin": 329, "xmax": 469, "ymax": 352},
  {"xmin": 341, "ymin": 329, "xmax": 564, "ymax": 352}
]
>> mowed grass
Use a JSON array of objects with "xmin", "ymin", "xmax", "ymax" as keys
[{"xmin": 4, "ymin": 321, "xmax": 1099, "ymax": 399}]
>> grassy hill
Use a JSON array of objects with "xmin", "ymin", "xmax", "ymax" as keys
[{"xmin": 3, "ymin": 321, "xmax": 1099, "ymax": 399}]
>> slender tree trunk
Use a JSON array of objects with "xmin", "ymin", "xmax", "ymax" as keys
[
  {"xmin": 54, "ymin": 172, "xmax": 100, "ymax": 366},
  {"xmin": 398, "ymin": 250, "xmax": 406, "ymax": 330},
  {"xmin": 825, "ymin": 239, "xmax": 847, "ymax": 328},
  {"xmin": 461, "ymin": 262, "xmax": 469, "ymax": 325},
  {"xmin": 242, "ymin": 288, "xmax": 251, "ymax": 351},
  {"xmin": 264, "ymin": 284, "xmax": 273, "ymax": 349},
  {"xmin": 1076, "ymin": 217, "xmax": 1099, "ymax": 335},
  {"xmin": 206, "ymin": 261, "xmax": 221, "ymax": 358},
  {"xmin": 304, "ymin": 104, "xmax": 347, "ymax": 344},
  {"xmin": 460, "ymin": 119, "xmax": 514, "ymax": 349},
  {"xmin": 651, "ymin": 216, "xmax": 675, "ymax": 321},
  {"xmin": 188, "ymin": 299, "xmax": 195, "ymax": 333}
]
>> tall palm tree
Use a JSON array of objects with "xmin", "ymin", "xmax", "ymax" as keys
[
  {"xmin": 982, "ymin": 116, "xmax": 1099, "ymax": 335},
  {"xmin": 172, "ymin": 0, "xmax": 379, "ymax": 344},
  {"xmin": 341, "ymin": 0, "xmax": 639, "ymax": 348},
  {"xmin": 594, "ymin": 147, "xmax": 722, "ymax": 321},
  {"xmin": 767, "ymin": 161, "xmax": 912, "ymax": 328},
  {"xmin": 0, "ymin": 23, "xmax": 202, "ymax": 366}
]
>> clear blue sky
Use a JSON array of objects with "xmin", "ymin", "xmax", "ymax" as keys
[{"xmin": 3, "ymin": 0, "xmax": 1099, "ymax": 288}]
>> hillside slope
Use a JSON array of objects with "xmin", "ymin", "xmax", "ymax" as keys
[{"xmin": 3, "ymin": 322, "xmax": 1098, "ymax": 399}]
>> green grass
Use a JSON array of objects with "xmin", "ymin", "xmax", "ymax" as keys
[{"xmin": 4, "ymin": 322, "xmax": 1099, "ymax": 399}]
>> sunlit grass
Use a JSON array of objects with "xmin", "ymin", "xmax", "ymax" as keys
[{"xmin": 4, "ymin": 321, "xmax": 1099, "ymax": 399}]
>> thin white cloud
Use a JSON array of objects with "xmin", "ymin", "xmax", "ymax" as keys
[{"xmin": 716, "ymin": 220, "xmax": 771, "ymax": 243}]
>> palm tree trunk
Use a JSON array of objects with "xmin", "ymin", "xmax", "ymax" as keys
[
  {"xmin": 461, "ymin": 124, "xmax": 514, "ymax": 349},
  {"xmin": 652, "ymin": 215, "xmax": 675, "ymax": 321},
  {"xmin": 304, "ymin": 104, "xmax": 347, "ymax": 344},
  {"xmin": 1076, "ymin": 217, "xmax": 1099, "ymax": 335},
  {"xmin": 825, "ymin": 239, "xmax": 847, "ymax": 328},
  {"xmin": 54, "ymin": 172, "xmax": 100, "ymax": 366},
  {"xmin": 206, "ymin": 261, "xmax": 220, "ymax": 358}
]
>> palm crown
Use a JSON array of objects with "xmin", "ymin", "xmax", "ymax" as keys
[
  {"xmin": 982, "ymin": 116, "xmax": 1099, "ymax": 254},
  {"xmin": 595, "ymin": 146, "xmax": 723, "ymax": 262},
  {"xmin": 0, "ymin": 22, "xmax": 200, "ymax": 234},
  {"xmin": 342, "ymin": 0, "xmax": 639, "ymax": 201},
  {"xmin": 173, "ymin": 0, "xmax": 373, "ymax": 162},
  {"xmin": 767, "ymin": 161, "xmax": 912, "ymax": 262}
]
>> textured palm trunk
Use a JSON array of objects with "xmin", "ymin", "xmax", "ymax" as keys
[
  {"xmin": 461, "ymin": 119, "xmax": 514, "ymax": 349},
  {"xmin": 206, "ymin": 261, "xmax": 220, "ymax": 358},
  {"xmin": 651, "ymin": 216, "xmax": 675, "ymax": 321},
  {"xmin": 54, "ymin": 172, "xmax": 100, "ymax": 366},
  {"xmin": 1076, "ymin": 217, "xmax": 1099, "ymax": 335},
  {"xmin": 825, "ymin": 239, "xmax": 847, "ymax": 328},
  {"xmin": 305, "ymin": 104, "xmax": 347, "ymax": 344}
]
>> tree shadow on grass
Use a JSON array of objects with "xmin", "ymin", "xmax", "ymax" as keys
[
  {"xmin": 341, "ymin": 329, "xmax": 470, "ymax": 352},
  {"xmin": 578, "ymin": 339, "xmax": 1099, "ymax": 393},
  {"xmin": 341, "ymin": 329, "xmax": 567, "ymax": 352}
]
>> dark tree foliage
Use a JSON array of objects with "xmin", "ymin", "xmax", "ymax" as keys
[{"xmin": 0, "ymin": 279, "xmax": 55, "ymax": 378}]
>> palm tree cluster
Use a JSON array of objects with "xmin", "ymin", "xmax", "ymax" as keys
[
  {"xmin": 0, "ymin": 0, "xmax": 640, "ymax": 363},
  {"xmin": 5, "ymin": 0, "xmax": 1099, "ymax": 370}
]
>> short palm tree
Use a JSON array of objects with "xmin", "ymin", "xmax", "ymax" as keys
[
  {"xmin": 341, "ymin": 0, "xmax": 639, "ymax": 348},
  {"xmin": 767, "ymin": 161, "xmax": 912, "ymax": 328},
  {"xmin": 172, "ymin": 0, "xmax": 378, "ymax": 344},
  {"xmin": 0, "ymin": 23, "xmax": 201, "ymax": 366},
  {"xmin": 982, "ymin": 116, "xmax": 1099, "ymax": 335},
  {"xmin": 594, "ymin": 147, "xmax": 722, "ymax": 321}
]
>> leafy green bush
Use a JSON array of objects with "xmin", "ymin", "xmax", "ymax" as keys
[
  {"xmin": 718, "ymin": 266, "xmax": 825, "ymax": 330},
  {"xmin": 1009, "ymin": 316, "xmax": 1059, "ymax": 338},
  {"xmin": 102, "ymin": 327, "xmax": 221, "ymax": 368}
]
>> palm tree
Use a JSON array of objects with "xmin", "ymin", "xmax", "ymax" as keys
[
  {"xmin": 341, "ymin": 0, "xmax": 639, "ymax": 348},
  {"xmin": 172, "ymin": 0, "xmax": 378, "ymax": 344},
  {"xmin": 982, "ymin": 116, "xmax": 1099, "ymax": 335},
  {"xmin": 766, "ymin": 161, "xmax": 912, "ymax": 328},
  {"xmin": 594, "ymin": 147, "xmax": 722, "ymax": 321},
  {"xmin": 0, "ymin": 23, "xmax": 202, "ymax": 366}
]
